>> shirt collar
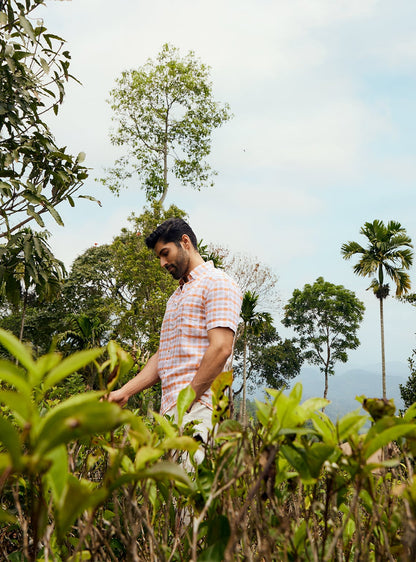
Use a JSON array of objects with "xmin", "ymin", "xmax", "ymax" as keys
[{"xmin": 179, "ymin": 260, "xmax": 214, "ymax": 286}]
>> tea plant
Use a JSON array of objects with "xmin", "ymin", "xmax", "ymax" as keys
[{"xmin": 2, "ymin": 328, "xmax": 416, "ymax": 560}]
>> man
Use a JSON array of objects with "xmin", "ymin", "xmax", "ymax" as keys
[{"xmin": 108, "ymin": 218, "xmax": 242, "ymax": 451}]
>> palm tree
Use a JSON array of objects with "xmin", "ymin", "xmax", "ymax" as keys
[
  {"xmin": 341, "ymin": 220, "xmax": 413, "ymax": 398},
  {"xmin": 0, "ymin": 228, "xmax": 65, "ymax": 341},
  {"xmin": 239, "ymin": 291, "xmax": 273, "ymax": 425}
]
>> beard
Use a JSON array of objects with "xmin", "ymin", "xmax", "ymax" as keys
[{"xmin": 165, "ymin": 246, "xmax": 190, "ymax": 280}]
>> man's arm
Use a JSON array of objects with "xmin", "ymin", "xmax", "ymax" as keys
[
  {"xmin": 107, "ymin": 351, "xmax": 160, "ymax": 407},
  {"xmin": 189, "ymin": 327, "xmax": 235, "ymax": 405}
]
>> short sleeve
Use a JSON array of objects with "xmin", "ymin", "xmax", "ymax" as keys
[{"xmin": 205, "ymin": 274, "xmax": 242, "ymax": 333}]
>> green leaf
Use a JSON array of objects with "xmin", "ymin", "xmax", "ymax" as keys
[
  {"xmin": 44, "ymin": 202, "xmax": 64, "ymax": 226},
  {"xmin": 311, "ymin": 412, "xmax": 336, "ymax": 445},
  {"xmin": 78, "ymin": 195, "xmax": 102, "ymax": 207},
  {"xmin": 134, "ymin": 446, "xmax": 164, "ymax": 471},
  {"xmin": 44, "ymin": 445, "xmax": 68, "ymax": 504},
  {"xmin": 215, "ymin": 419, "xmax": 242, "ymax": 440},
  {"xmin": 26, "ymin": 206, "xmax": 45, "ymax": 227},
  {"xmin": 289, "ymin": 382, "xmax": 303, "ymax": 404},
  {"xmin": 0, "ymin": 416, "xmax": 22, "ymax": 469},
  {"xmin": 255, "ymin": 399, "xmax": 273, "ymax": 428},
  {"xmin": 0, "ymin": 508, "xmax": 17, "ymax": 524},
  {"xmin": 177, "ymin": 385, "xmax": 195, "ymax": 426},
  {"xmin": 161, "ymin": 435, "xmax": 199, "ymax": 453},
  {"xmin": 153, "ymin": 411, "xmax": 177, "ymax": 438},
  {"xmin": 34, "ymin": 395, "xmax": 127, "ymax": 456},
  {"xmin": 0, "ymin": 360, "xmax": 32, "ymax": 397},
  {"xmin": 18, "ymin": 14, "xmax": 36, "ymax": 41},
  {"xmin": 77, "ymin": 152, "xmax": 86, "ymax": 163},
  {"xmin": 110, "ymin": 460, "xmax": 194, "ymax": 491},
  {"xmin": 337, "ymin": 410, "xmax": 368, "ymax": 442},
  {"xmin": 364, "ymin": 424, "xmax": 416, "ymax": 459},
  {"xmin": 306, "ymin": 442, "xmax": 335, "ymax": 478},
  {"xmin": 300, "ymin": 397, "xmax": 330, "ymax": 419},
  {"xmin": 56, "ymin": 475, "xmax": 107, "ymax": 539},
  {"xmin": 39, "ymin": 57, "xmax": 50, "ymax": 74},
  {"xmin": 0, "ymin": 329, "xmax": 38, "ymax": 377},
  {"xmin": 68, "ymin": 551, "xmax": 92, "ymax": 562},
  {"xmin": 281, "ymin": 444, "xmax": 312, "ymax": 482},
  {"xmin": 43, "ymin": 348, "xmax": 104, "ymax": 391},
  {"xmin": 0, "ymin": 390, "xmax": 32, "ymax": 426},
  {"xmin": 211, "ymin": 370, "xmax": 232, "ymax": 425}
]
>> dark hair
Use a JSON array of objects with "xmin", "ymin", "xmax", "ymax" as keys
[{"xmin": 145, "ymin": 218, "xmax": 198, "ymax": 250}]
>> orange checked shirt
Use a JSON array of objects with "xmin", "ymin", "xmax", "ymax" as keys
[{"xmin": 158, "ymin": 261, "xmax": 242, "ymax": 415}]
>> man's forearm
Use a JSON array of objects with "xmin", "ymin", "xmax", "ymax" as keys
[
  {"xmin": 190, "ymin": 332, "xmax": 233, "ymax": 403},
  {"xmin": 108, "ymin": 351, "xmax": 160, "ymax": 406}
]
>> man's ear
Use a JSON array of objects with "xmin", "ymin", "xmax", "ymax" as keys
[{"xmin": 181, "ymin": 234, "xmax": 192, "ymax": 249}]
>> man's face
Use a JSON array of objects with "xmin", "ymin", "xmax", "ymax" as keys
[{"xmin": 154, "ymin": 238, "xmax": 191, "ymax": 280}]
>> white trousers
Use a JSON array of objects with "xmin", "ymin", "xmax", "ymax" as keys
[{"xmin": 165, "ymin": 402, "xmax": 213, "ymax": 467}]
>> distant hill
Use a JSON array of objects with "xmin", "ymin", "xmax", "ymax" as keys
[{"xmin": 252, "ymin": 362, "xmax": 410, "ymax": 422}]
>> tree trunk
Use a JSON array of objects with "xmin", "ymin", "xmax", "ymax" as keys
[
  {"xmin": 380, "ymin": 297, "xmax": 386, "ymax": 399},
  {"xmin": 159, "ymin": 116, "xmax": 169, "ymax": 206},
  {"xmin": 241, "ymin": 330, "xmax": 247, "ymax": 426},
  {"xmin": 323, "ymin": 369, "xmax": 329, "ymax": 400},
  {"xmin": 19, "ymin": 290, "xmax": 28, "ymax": 342}
]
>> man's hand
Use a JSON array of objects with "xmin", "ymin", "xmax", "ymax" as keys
[
  {"xmin": 104, "ymin": 351, "xmax": 160, "ymax": 408},
  {"xmin": 107, "ymin": 388, "xmax": 130, "ymax": 408}
]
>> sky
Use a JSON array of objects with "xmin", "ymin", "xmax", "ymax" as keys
[{"xmin": 33, "ymin": 0, "xmax": 416, "ymax": 379}]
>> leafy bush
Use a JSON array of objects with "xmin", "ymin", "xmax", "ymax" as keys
[{"xmin": 1, "ymin": 329, "xmax": 416, "ymax": 560}]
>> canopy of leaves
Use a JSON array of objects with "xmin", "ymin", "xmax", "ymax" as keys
[
  {"xmin": 282, "ymin": 277, "xmax": 365, "ymax": 378},
  {"xmin": 233, "ymin": 322, "xmax": 302, "ymax": 394},
  {"xmin": 101, "ymin": 43, "xmax": 232, "ymax": 203},
  {"xmin": 0, "ymin": 0, "xmax": 91, "ymax": 238},
  {"xmin": 0, "ymin": 227, "xmax": 65, "ymax": 306},
  {"xmin": 341, "ymin": 219, "xmax": 413, "ymax": 299}
]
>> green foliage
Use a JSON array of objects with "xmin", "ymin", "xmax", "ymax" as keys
[
  {"xmin": 0, "ymin": 227, "xmax": 65, "ymax": 304},
  {"xmin": 0, "ymin": 204, "xmax": 185, "ymax": 361},
  {"xmin": 0, "ymin": 0, "xmax": 92, "ymax": 239},
  {"xmin": 0, "ymin": 329, "xmax": 197, "ymax": 559},
  {"xmin": 234, "ymin": 321, "xmax": 302, "ymax": 392},
  {"xmin": 1, "ymin": 341, "xmax": 416, "ymax": 559},
  {"xmin": 283, "ymin": 276, "xmax": 365, "ymax": 398},
  {"xmin": 400, "ymin": 348, "xmax": 416, "ymax": 409},
  {"xmin": 101, "ymin": 43, "xmax": 232, "ymax": 203}
]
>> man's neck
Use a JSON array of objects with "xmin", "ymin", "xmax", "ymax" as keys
[
  {"xmin": 187, "ymin": 253, "xmax": 205, "ymax": 275},
  {"xmin": 181, "ymin": 253, "xmax": 205, "ymax": 283}
]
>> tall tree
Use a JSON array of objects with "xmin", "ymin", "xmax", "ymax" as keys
[
  {"xmin": 233, "ymin": 322, "xmax": 302, "ymax": 396},
  {"xmin": 282, "ymin": 277, "xmax": 365, "ymax": 400},
  {"xmin": 0, "ymin": 228, "xmax": 65, "ymax": 340},
  {"xmin": 341, "ymin": 220, "xmax": 413, "ymax": 398},
  {"xmin": 101, "ymin": 43, "xmax": 232, "ymax": 204},
  {"xmin": 239, "ymin": 291, "xmax": 273, "ymax": 425},
  {"xmin": 0, "ymin": 0, "xmax": 91, "ymax": 238}
]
